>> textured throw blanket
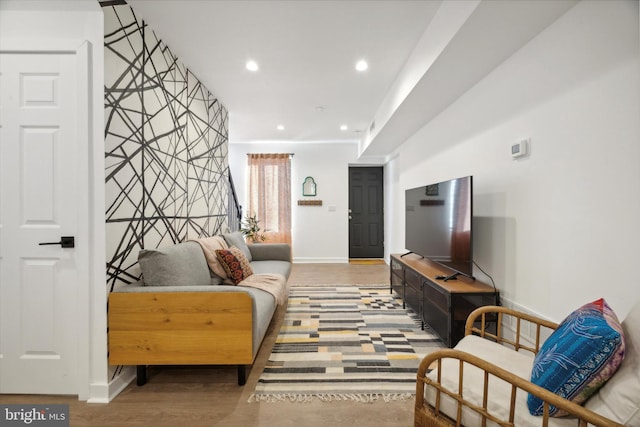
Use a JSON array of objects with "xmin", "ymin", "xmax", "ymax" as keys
[
  {"xmin": 239, "ymin": 273, "xmax": 289, "ymax": 306},
  {"xmin": 193, "ymin": 236, "xmax": 230, "ymax": 280},
  {"xmin": 193, "ymin": 237, "xmax": 288, "ymax": 306}
]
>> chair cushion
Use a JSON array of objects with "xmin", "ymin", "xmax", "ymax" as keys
[
  {"xmin": 585, "ymin": 300, "xmax": 640, "ymax": 425},
  {"xmin": 216, "ymin": 247, "xmax": 253, "ymax": 284},
  {"xmin": 527, "ymin": 298, "xmax": 625, "ymax": 416},
  {"xmin": 428, "ymin": 335, "xmax": 535, "ymax": 422},
  {"xmin": 425, "ymin": 335, "xmax": 577, "ymax": 427},
  {"xmin": 138, "ymin": 241, "xmax": 211, "ymax": 287}
]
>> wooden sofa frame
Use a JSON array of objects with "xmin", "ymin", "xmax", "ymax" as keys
[
  {"xmin": 415, "ymin": 306, "xmax": 624, "ymax": 427},
  {"xmin": 108, "ymin": 291, "xmax": 255, "ymax": 386}
]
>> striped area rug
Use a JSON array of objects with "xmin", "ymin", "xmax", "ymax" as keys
[{"xmin": 250, "ymin": 285, "xmax": 444, "ymax": 403}]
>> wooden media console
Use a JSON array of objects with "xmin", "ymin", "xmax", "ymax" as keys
[{"xmin": 390, "ymin": 253, "xmax": 499, "ymax": 347}]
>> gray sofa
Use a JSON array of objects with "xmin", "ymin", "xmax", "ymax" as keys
[{"xmin": 108, "ymin": 232, "xmax": 291, "ymax": 386}]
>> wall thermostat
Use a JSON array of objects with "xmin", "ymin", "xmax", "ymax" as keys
[{"xmin": 511, "ymin": 139, "xmax": 530, "ymax": 159}]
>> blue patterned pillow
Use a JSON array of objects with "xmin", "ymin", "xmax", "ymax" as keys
[{"xmin": 528, "ymin": 298, "xmax": 625, "ymax": 416}]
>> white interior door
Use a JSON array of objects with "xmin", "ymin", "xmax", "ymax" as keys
[{"xmin": 0, "ymin": 52, "xmax": 81, "ymax": 394}]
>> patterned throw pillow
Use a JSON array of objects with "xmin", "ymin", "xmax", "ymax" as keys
[
  {"xmin": 528, "ymin": 298, "xmax": 625, "ymax": 417},
  {"xmin": 215, "ymin": 247, "xmax": 253, "ymax": 285}
]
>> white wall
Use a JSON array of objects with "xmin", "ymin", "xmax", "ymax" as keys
[
  {"xmin": 383, "ymin": 154, "xmax": 401, "ymax": 262},
  {"xmin": 387, "ymin": 0, "xmax": 640, "ymax": 322},
  {"xmin": 0, "ymin": 0, "xmax": 107, "ymax": 401},
  {"xmin": 229, "ymin": 142, "xmax": 363, "ymax": 262}
]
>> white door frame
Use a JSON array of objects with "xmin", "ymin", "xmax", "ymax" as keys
[{"xmin": 0, "ymin": 39, "xmax": 92, "ymax": 399}]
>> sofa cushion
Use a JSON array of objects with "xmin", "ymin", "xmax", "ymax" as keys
[
  {"xmin": 249, "ymin": 260, "xmax": 291, "ymax": 279},
  {"xmin": 223, "ymin": 231, "xmax": 252, "ymax": 262},
  {"xmin": 216, "ymin": 247, "xmax": 254, "ymax": 284},
  {"xmin": 138, "ymin": 241, "xmax": 211, "ymax": 287},
  {"xmin": 246, "ymin": 286, "xmax": 278, "ymax": 357},
  {"xmin": 528, "ymin": 298, "xmax": 625, "ymax": 417},
  {"xmin": 585, "ymin": 300, "xmax": 640, "ymax": 425}
]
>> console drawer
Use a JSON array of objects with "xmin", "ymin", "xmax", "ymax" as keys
[
  {"xmin": 404, "ymin": 269, "xmax": 422, "ymax": 316},
  {"xmin": 389, "ymin": 254, "xmax": 499, "ymax": 348},
  {"xmin": 423, "ymin": 280, "xmax": 448, "ymax": 314},
  {"xmin": 423, "ymin": 280, "xmax": 450, "ymax": 345}
]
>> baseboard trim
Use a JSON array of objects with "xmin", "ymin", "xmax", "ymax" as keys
[
  {"xmin": 85, "ymin": 382, "xmax": 109, "ymax": 404},
  {"xmin": 103, "ymin": 366, "xmax": 136, "ymax": 402},
  {"xmin": 498, "ymin": 296, "xmax": 553, "ymax": 346},
  {"xmin": 292, "ymin": 257, "xmax": 349, "ymax": 264}
]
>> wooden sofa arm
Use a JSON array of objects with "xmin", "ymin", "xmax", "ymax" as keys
[
  {"xmin": 415, "ymin": 349, "xmax": 624, "ymax": 427},
  {"xmin": 108, "ymin": 291, "xmax": 253, "ymax": 366},
  {"xmin": 465, "ymin": 305, "xmax": 559, "ymax": 355}
]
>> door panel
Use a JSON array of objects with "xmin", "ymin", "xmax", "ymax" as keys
[
  {"xmin": 348, "ymin": 167, "xmax": 384, "ymax": 258},
  {"xmin": 0, "ymin": 53, "xmax": 79, "ymax": 394},
  {"xmin": 23, "ymin": 128, "xmax": 56, "ymax": 221},
  {"xmin": 368, "ymin": 223, "xmax": 379, "ymax": 244}
]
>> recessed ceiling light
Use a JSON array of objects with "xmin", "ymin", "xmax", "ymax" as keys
[
  {"xmin": 340, "ymin": 125, "xmax": 348, "ymax": 131},
  {"xmin": 246, "ymin": 60, "xmax": 259, "ymax": 71},
  {"xmin": 277, "ymin": 125, "xmax": 285, "ymax": 131},
  {"xmin": 355, "ymin": 60, "xmax": 368, "ymax": 72}
]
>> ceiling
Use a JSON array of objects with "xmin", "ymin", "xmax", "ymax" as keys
[
  {"xmin": 125, "ymin": 0, "xmax": 440, "ymax": 145},
  {"xmin": 125, "ymin": 0, "xmax": 579, "ymax": 157}
]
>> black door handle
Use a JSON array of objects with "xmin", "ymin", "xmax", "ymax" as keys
[{"xmin": 39, "ymin": 236, "xmax": 75, "ymax": 248}]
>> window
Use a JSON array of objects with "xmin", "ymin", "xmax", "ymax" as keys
[{"xmin": 247, "ymin": 153, "xmax": 292, "ymax": 244}]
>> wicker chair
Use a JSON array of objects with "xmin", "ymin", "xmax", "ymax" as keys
[{"xmin": 414, "ymin": 306, "xmax": 628, "ymax": 427}]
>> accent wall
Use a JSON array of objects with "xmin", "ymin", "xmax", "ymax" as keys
[{"xmin": 103, "ymin": 3, "xmax": 230, "ymax": 290}]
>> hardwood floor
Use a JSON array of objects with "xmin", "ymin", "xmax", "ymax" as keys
[
  {"xmin": 0, "ymin": 263, "xmax": 421, "ymax": 427},
  {"xmin": 288, "ymin": 262, "xmax": 389, "ymax": 285}
]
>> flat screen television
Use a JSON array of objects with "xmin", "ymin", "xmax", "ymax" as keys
[{"xmin": 404, "ymin": 176, "xmax": 473, "ymax": 280}]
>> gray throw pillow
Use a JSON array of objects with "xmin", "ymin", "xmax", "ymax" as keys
[
  {"xmin": 222, "ymin": 231, "xmax": 252, "ymax": 262},
  {"xmin": 138, "ymin": 241, "xmax": 211, "ymax": 286}
]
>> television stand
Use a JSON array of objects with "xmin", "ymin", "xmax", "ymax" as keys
[{"xmin": 390, "ymin": 253, "xmax": 499, "ymax": 347}]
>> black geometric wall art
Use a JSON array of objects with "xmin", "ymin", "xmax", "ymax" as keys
[{"xmin": 103, "ymin": 4, "xmax": 230, "ymax": 291}]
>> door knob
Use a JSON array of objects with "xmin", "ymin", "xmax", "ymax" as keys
[
  {"xmin": 348, "ymin": 216, "xmax": 352, "ymax": 220},
  {"xmin": 39, "ymin": 236, "xmax": 75, "ymax": 248}
]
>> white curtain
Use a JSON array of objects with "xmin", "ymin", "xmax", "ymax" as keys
[{"xmin": 247, "ymin": 153, "xmax": 292, "ymax": 245}]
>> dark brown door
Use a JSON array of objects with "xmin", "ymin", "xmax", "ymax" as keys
[{"xmin": 349, "ymin": 167, "xmax": 384, "ymax": 258}]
